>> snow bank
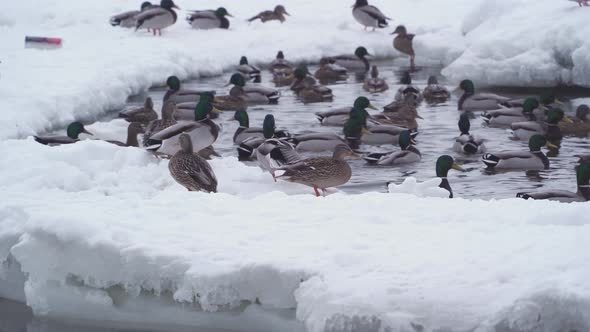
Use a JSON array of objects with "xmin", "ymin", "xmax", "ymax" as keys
[{"xmin": 1, "ymin": 139, "xmax": 590, "ymax": 331}]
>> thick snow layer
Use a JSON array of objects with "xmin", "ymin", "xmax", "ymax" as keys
[
  {"xmin": 2, "ymin": 0, "xmax": 590, "ymax": 140},
  {"xmin": 1, "ymin": 139, "xmax": 590, "ymax": 331}
]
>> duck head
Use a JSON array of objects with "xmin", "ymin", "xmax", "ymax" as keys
[
  {"xmin": 522, "ymin": 98, "xmax": 540, "ymax": 115},
  {"xmin": 458, "ymin": 112, "xmax": 471, "ymax": 135},
  {"xmin": 353, "ymin": 96, "xmax": 377, "ymax": 110},
  {"xmin": 427, "ymin": 76, "xmax": 438, "ymax": 85},
  {"xmin": 459, "ymin": 79, "xmax": 475, "ymax": 93},
  {"xmin": 577, "ymin": 162, "xmax": 590, "ymax": 188},
  {"xmin": 353, "ymin": 0, "xmax": 369, "ymax": 8},
  {"xmin": 166, "ymin": 76, "xmax": 181, "ymax": 91},
  {"xmin": 539, "ymin": 94, "xmax": 562, "ymax": 109},
  {"xmin": 576, "ymin": 104, "xmax": 589, "ymax": 121},
  {"xmin": 215, "ymin": 7, "xmax": 232, "ymax": 17},
  {"xmin": 194, "ymin": 92, "xmax": 218, "ymax": 121},
  {"xmin": 546, "ymin": 108, "xmax": 571, "ymax": 125},
  {"xmin": 233, "ymin": 110, "xmax": 249, "ymax": 128},
  {"xmin": 263, "ymin": 114, "xmax": 276, "ymax": 139},
  {"xmin": 239, "ymin": 56, "xmax": 249, "ymax": 65},
  {"xmin": 179, "ymin": 133, "xmax": 193, "ymax": 152},
  {"xmin": 354, "ymin": 46, "xmax": 370, "ymax": 59},
  {"xmin": 529, "ymin": 134, "xmax": 556, "ymax": 151},
  {"xmin": 229, "ymin": 73, "xmax": 246, "ymax": 87},
  {"xmin": 398, "ymin": 130, "xmax": 416, "ymax": 150},
  {"xmin": 275, "ymin": 5, "xmax": 289, "ymax": 15},
  {"xmin": 436, "ymin": 155, "xmax": 464, "ymax": 177},
  {"xmin": 294, "ymin": 67, "xmax": 307, "ymax": 80},
  {"xmin": 66, "ymin": 121, "xmax": 93, "ymax": 139},
  {"xmin": 392, "ymin": 25, "xmax": 407, "ymax": 35},
  {"xmin": 144, "ymin": 97, "xmax": 154, "ymax": 109},
  {"xmin": 160, "ymin": 0, "xmax": 179, "ymax": 10},
  {"xmin": 276, "ymin": 51, "xmax": 285, "ymax": 59}
]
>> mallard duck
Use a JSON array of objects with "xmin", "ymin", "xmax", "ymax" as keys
[
  {"xmin": 143, "ymin": 100, "xmax": 177, "ymax": 146},
  {"xmin": 328, "ymin": 47, "xmax": 371, "ymax": 72},
  {"xmin": 248, "ymin": 5, "xmax": 290, "ymax": 23},
  {"xmin": 343, "ymin": 108, "xmax": 371, "ymax": 149},
  {"xmin": 210, "ymin": 86, "xmax": 248, "ymax": 112},
  {"xmin": 118, "ymin": 97, "xmax": 158, "ymax": 124},
  {"xmin": 314, "ymin": 58, "xmax": 349, "ymax": 83},
  {"xmin": 291, "ymin": 68, "xmax": 333, "ymax": 103},
  {"xmin": 456, "ymin": 79, "xmax": 511, "ymax": 112},
  {"xmin": 135, "ymin": 0, "xmax": 179, "ymax": 36},
  {"xmin": 232, "ymin": 110, "xmax": 289, "ymax": 144},
  {"xmin": 110, "ymin": 2, "xmax": 154, "ymax": 28},
  {"xmin": 352, "ymin": 0, "xmax": 390, "ymax": 31},
  {"xmin": 434, "ymin": 155, "xmax": 464, "ymax": 198},
  {"xmin": 106, "ymin": 123, "xmax": 145, "ymax": 147},
  {"xmin": 453, "ymin": 113, "xmax": 486, "ymax": 154},
  {"xmin": 363, "ymin": 66, "xmax": 388, "ymax": 93},
  {"xmin": 227, "ymin": 73, "xmax": 280, "ymax": 105},
  {"xmin": 237, "ymin": 56, "xmax": 261, "ymax": 83},
  {"xmin": 270, "ymin": 51, "xmax": 293, "ymax": 72},
  {"xmin": 163, "ymin": 76, "xmax": 214, "ymax": 104},
  {"xmin": 482, "ymin": 134, "xmax": 556, "ymax": 170},
  {"xmin": 379, "ymin": 93, "xmax": 422, "ymax": 129},
  {"xmin": 316, "ymin": 96, "xmax": 376, "ymax": 127},
  {"xmin": 364, "ymin": 130, "xmax": 421, "ymax": 165},
  {"xmin": 482, "ymin": 98, "xmax": 539, "ymax": 128},
  {"xmin": 255, "ymin": 115, "xmax": 300, "ymax": 180},
  {"xmin": 345, "ymin": 107, "xmax": 416, "ymax": 145},
  {"xmin": 278, "ymin": 144, "xmax": 359, "ymax": 196},
  {"xmin": 391, "ymin": 25, "xmax": 415, "ymax": 70},
  {"xmin": 168, "ymin": 134, "xmax": 217, "ymax": 192},
  {"xmin": 393, "ymin": 72, "xmax": 422, "ymax": 103},
  {"xmin": 34, "ymin": 121, "xmax": 93, "ymax": 146},
  {"xmin": 511, "ymin": 108, "xmax": 573, "ymax": 143},
  {"xmin": 560, "ymin": 104, "xmax": 590, "ymax": 136},
  {"xmin": 237, "ymin": 120, "xmax": 291, "ymax": 161},
  {"xmin": 517, "ymin": 163, "xmax": 590, "ymax": 202},
  {"xmin": 186, "ymin": 7, "xmax": 232, "ymax": 30},
  {"xmin": 146, "ymin": 93, "xmax": 220, "ymax": 155},
  {"xmin": 423, "ymin": 76, "xmax": 450, "ymax": 104},
  {"xmin": 270, "ymin": 51, "xmax": 294, "ymax": 87},
  {"xmin": 289, "ymin": 133, "xmax": 348, "ymax": 153}
]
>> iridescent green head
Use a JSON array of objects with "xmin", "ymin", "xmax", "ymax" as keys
[
  {"xmin": 294, "ymin": 67, "xmax": 307, "ymax": 80},
  {"xmin": 263, "ymin": 114, "xmax": 276, "ymax": 139},
  {"xmin": 436, "ymin": 155, "xmax": 463, "ymax": 177},
  {"xmin": 355, "ymin": 46, "xmax": 369, "ymax": 58},
  {"xmin": 166, "ymin": 76, "xmax": 181, "ymax": 91},
  {"xmin": 528, "ymin": 134, "xmax": 548, "ymax": 151},
  {"xmin": 229, "ymin": 73, "xmax": 246, "ymax": 87},
  {"xmin": 194, "ymin": 92, "xmax": 215, "ymax": 121},
  {"xmin": 215, "ymin": 7, "xmax": 230, "ymax": 17},
  {"xmin": 398, "ymin": 130, "xmax": 414, "ymax": 150},
  {"xmin": 66, "ymin": 121, "xmax": 92, "ymax": 139},
  {"xmin": 459, "ymin": 79, "xmax": 474, "ymax": 93},
  {"xmin": 233, "ymin": 110, "xmax": 249, "ymax": 127},
  {"xmin": 522, "ymin": 98, "xmax": 540, "ymax": 114},
  {"xmin": 353, "ymin": 96, "xmax": 371, "ymax": 110},
  {"xmin": 577, "ymin": 163, "xmax": 590, "ymax": 186},
  {"xmin": 239, "ymin": 56, "xmax": 248, "ymax": 65},
  {"xmin": 546, "ymin": 108, "xmax": 565, "ymax": 124},
  {"xmin": 539, "ymin": 94, "xmax": 556, "ymax": 106}
]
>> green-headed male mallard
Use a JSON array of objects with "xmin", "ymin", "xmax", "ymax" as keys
[
  {"xmin": 278, "ymin": 144, "xmax": 359, "ymax": 196},
  {"xmin": 118, "ymin": 97, "xmax": 158, "ymax": 124},
  {"xmin": 453, "ymin": 112, "xmax": 486, "ymax": 154},
  {"xmin": 255, "ymin": 114, "xmax": 300, "ymax": 180},
  {"xmin": 328, "ymin": 46, "xmax": 371, "ymax": 72},
  {"xmin": 352, "ymin": 0, "xmax": 390, "ymax": 31},
  {"xmin": 423, "ymin": 76, "xmax": 450, "ymax": 104},
  {"xmin": 482, "ymin": 134, "xmax": 556, "ymax": 171},
  {"xmin": 560, "ymin": 104, "xmax": 590, "ymax": 136},
  {"xmin": 163, "ymin": 76, "xmax": 215, "ymax": 104},
  {"xmin": 363, "ymin": 65, "xmax": 389, "ymax": 93},
  {"xmin": 316, "ymin": 96, "xmax": 377, "ymax": 127},
  {"xmin": 511, "ymin": 108, "xmax": 573, "ymax": 143},
  {"xmin": 135, "ymin": 0, "xmax": 179, "ymax": 36},
  {"xmin": 110, "ymin": 1, "xmax": 154, "ymax": 28},
  {"xmin": 186, "ymin": 7, "xmax": 232, "ymax": 30},
  {"xmin": 391, "ymin": 25, "xmax": 415, "ymax": 70},
  {"xmin": 291, "ymin": 68, "xmax": 333, "ymax": 104},
  {"xmin": 482, "ymin": 98, "xmax": 539, "ymax": 128},
  {"xmin": 517, "ymin": 163, "xmax": 590, "ymax": 202},
  {"xmin": 457, "ymin": 79, "xmax": 511, "ymax": 112},
  {"xmin": 363, "ymin": 130, "xmax": 421, "ymax": 165},
  {"xmin": 34, "ymin": 121, "xmax": 93, "ymax": 146},
  {"xmin": 248, "ymin": 5, "xmax": 290, "ymax": 23},
  {"xmin": 169, "ymin": 134, "xmax": 217, "ymax": 192},
  {"xmin": 227, "ymin": 73, "xmax": 280, "ymax": 105}
]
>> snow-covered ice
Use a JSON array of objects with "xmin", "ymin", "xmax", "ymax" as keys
[{"xmin": 1, "ymin": 0, "xmax": 590, "ymax": 331}]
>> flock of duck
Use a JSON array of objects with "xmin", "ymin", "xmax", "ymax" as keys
[{"xmin": 33, "ymin": 1, "xmax": 590, "ymax": 201}]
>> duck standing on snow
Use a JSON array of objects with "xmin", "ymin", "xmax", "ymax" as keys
[
  {"xmin": 237, "ymin": 56, "xmax": 261, "ymax": 83},
  {"xmin": 423, "ymin": 76, "xmax": 450, "ymax": 104},
  {"xmin": 278, "ymin": 144, "xmax": 359, "ymax": 196},
  {"xmin": 34, "ymin": 122, "xmax": 93, "ymax": 146},
  {"xmin": 248, "ymin": 5, "xmax": 290, "ymax": 23},
  {"xmin": 227, "ymin": 73, "xmax": 280, "ymax": 105},
  {"xmin": 328, "ymin": 46, "xmax": 371, "ymax": 73},
  {"xmin": 110, "ymin": 2, "xmax": 154, "ymax": 28},
  {"xmin": 391, "ymin": 25, "xmax": 416, "ymax": 70},
  {"xmin": 352, "ymin": 0, "xmax": 390, "ymax": 31},
  {"xmin": 135, "ymin": 0, "xmax": 179, "ymax": 36},
  {"xmin": 364, "ymin": 130, "xmax": 421, "ymax": 165},
  {"xmin": 481, "ymin": 134, "xmax": 556, "ymax": 171},
  {"xmin": 118, "ymin": 97, "xmax": 158, "ymax": 124},
  {"xmin": 363, "ymin": 65, "xmax": 388, "ymax": 93},
  {"xmin": 314, "ymin": 58, "xmax": 349, "ymax": 83},
  {"xmin": 453, "ymin": 113, "xmax": 486, "ymax": 155},
  {"xmin": 270, "ymin": 51, "xmax": 294, "ymax": 86},
  {"xmin": 186, "ymin": 7, "xmax": 232, "ymax": 30},
  {"xmin": 560, "ymin": 104, "xmax": 590, "ymax": 136},
  {"xmin": 517, "ymin": 163, "xmax": 590, "ymax": 202},
  {"xmin": 169, "ymin": 134, "xmax": 218, "ymax": 192}
]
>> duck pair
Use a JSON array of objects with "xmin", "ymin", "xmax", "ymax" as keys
[{"xmin": 111, "ymin": 0, "xmax": 179, "ymax": 35}]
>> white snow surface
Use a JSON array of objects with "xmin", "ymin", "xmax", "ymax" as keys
[{"xmin": 1, "ymin": 0, "xmax": 590, "ymax": 139}]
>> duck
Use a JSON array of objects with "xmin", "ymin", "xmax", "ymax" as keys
[
  {"xmin": 110, "ymin": 2, "xmax": 154, "ymax": 28},
  {"xmin": 453, "ymin": 113, "xmax": 486, "ymax": 155},
  {"xmin": 186, "ymin": 7, "xmax": 232, "ymax": 30},
  {"xmin": 237, "ymin": 56, "xmax": 261, "ymax": 83},
  {"xmin": 168, "ymin": 134, "xmax": 217, "ymax": 192},
  {"xmin": 345, "ymin": 107, "xmax": 416, "ymax": 146},
  {"xmin": 146, "ymin": 93, "xmax": 220, "ymax": 155},
  {"xmin": 255, "ymin": 115, "xmax": 300, "ymax": 180},
  {"xmin": 212, "ymin": 86, "xmax": 248, "ymax": 112},
  {"xmin": 270, "ymin": 51, "xmax": 294, "ymax": 86},
  {"xmin": 314, "ymin": 58, "xmax": 349, "ymax": 83},
  {"xmin": 277, "ymin": 144, "xmax": 359, "ymax": 196},
  {"xmin": 34, "ymin": 122, "xmax": 94, "ymax": 146},
  {"xmin": 379, "ymin": 93, "xmax": 422, "ymax": 129},
  {"xmin": 135, "ymin": 0, "xmax": 179, "ymax": 36},
  {"xmin": 456, "ymin": 79, "xmax": 511, "ymax": 112},
  {"xmin": 343, "ymin": 108, "xmax": 371, "ymax": 149},
  {"xmin": 363, "ymin": 65, "xmax": 388, "ymax": 93},
  {"xmin": 105, "ymin": 123, "xmax": 145, "ymax": 147},
  {"xmin": 481, "ymin": 134, "xmax": 556, "ymax": 171},
  {"xmin": 248, "ymin": 5, "xmax": 290, "ymax": 23},
  {"xmin": 388, "ymin": 155, "xmax": 464, "ymax": 198},
  {"xmin": 511, "ymin": 108, "xmax": 573, "ymax": 143},
  {"xmin": 393, "ymin": 72, "xmax": 422, "ymax": 104},
  {"xmin": 363, "ymin": 130, "xmax": 421, "ymax": 165},
  {"xmin": 559, "ymin": 104, "xmax": 590, "ymax": 136},
  {"xmin": 233, "ymin": 110, "xmax": 290, "ymax": 144},
  {"xmin": 391, "ymin": 25, "xmax": 415, "ymax": 70},
  {"xmin": 517, "ymin": 163, "xmax": 590, "ymax": 202},
  {"xmin": 327, "ymin": 47, "xmax": 371, "ymax": 72},
  {"xmin": 352, "ymin": 0, "xmax": 390, "ymax": 31},
  {"xmin": 316, "ymin": 96, "xmax": 377, "ymax": 127},
  {"xmin": 423, "ymin": 76, "xmax": 450, "ymax": 104},
  {"xmin": 291, "ymin": 68, "xmax": 334, "ymax": 103},
  {"xmin": 163, "ymin": 76, "xmax": 215, "ymax": 104},
  {"xmin": 571, "ymin": 0, "xmax": 589, "ymax": 7},
  {"xmin": 143, "ymin": 100, "xmax": 178, "ymax": 147},
  {"xmin": 118, "ymin": 97, "xmax": 158, "ymax": 124},
  {"xmin": 288, "ymin": 132, "xmax": 348, "ymax": 153},
  {"xmin": 227, "ymin": 73, "xmax": 280, "ymax": 105},
  {"xmin": 482, "ymin": 98, "xmax": 539, "ymax": 128}
]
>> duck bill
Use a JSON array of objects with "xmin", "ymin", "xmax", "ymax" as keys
[
  {"xmin": 562, "ymin": 117, "xmax": 574, "ymax": 124},
  {"xmin": 82, "ymin": 129, "xmax": 94, "ymax": 136},
  {"xmin": 226, "ymin": 13, "xmax": 234, "ymax": 17},
  {"xmin": 284, "ymin": 11, "xmax": 291, "ymax": 16},
  {"xmin": 211, "ymin": 107, "xmax": 222, "ymax": 114},
  {"xmin": 347, "ymin": 151, "xmax": 362, "ymax": 159},
  {"xmin": 368, "ymin": 104, "xmax": 378, "ymax": 110},
  {"xmin": 224, "ymin": 82, "xmax": 232, "ymax": 87},
  {"xmin": 546, "ymin": 142, "xmax": 559, "ymax": 149},
  {"xmin": 173, "ymin": 4, "xmax": 180, "ymax": 9},
  {"xmin": 361, "ymin": 127, "xmax": 371, "ymax": 135},
  {"xmin": 452, "ymin": 86, "xmax": 461, "ymax": 94},
  {"xmin": 451, "ymin": 163, "xmax": 465, "ymax": 172},
  {"xmin": 555, "ymin": 99, "xmax": 564, "ymax": 105},
  {"xmin": 416, "ymin": 114, "xmax": 424, "ymax": 119}
]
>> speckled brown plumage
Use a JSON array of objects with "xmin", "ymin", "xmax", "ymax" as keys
[
  {"xmin": 118, "ymin": 97, "xmax": 158, "ymax": 124},
  {"xmin": 248, "ymin": 5, "xmax": 289, "ymax": 23},
  {"xmin": 169, "ymin": 134, "xmax": 217, "ymax": 192},
  {"xmin": 143, "ymin": 101, "xmax": 177, "ymax": 146}
]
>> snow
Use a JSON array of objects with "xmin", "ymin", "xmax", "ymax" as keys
[
  {"xmin": 387, "ymin": 177, "xmax": 450, "ymax": 198},
  {"xmin": 2, "ymin": 0, "xmax": 590, "ymax": 331}
]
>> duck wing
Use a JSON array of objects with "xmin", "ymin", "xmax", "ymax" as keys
[{"xmin": 360, "ymin": 5, "xmax": 390, "ymax": 21}]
